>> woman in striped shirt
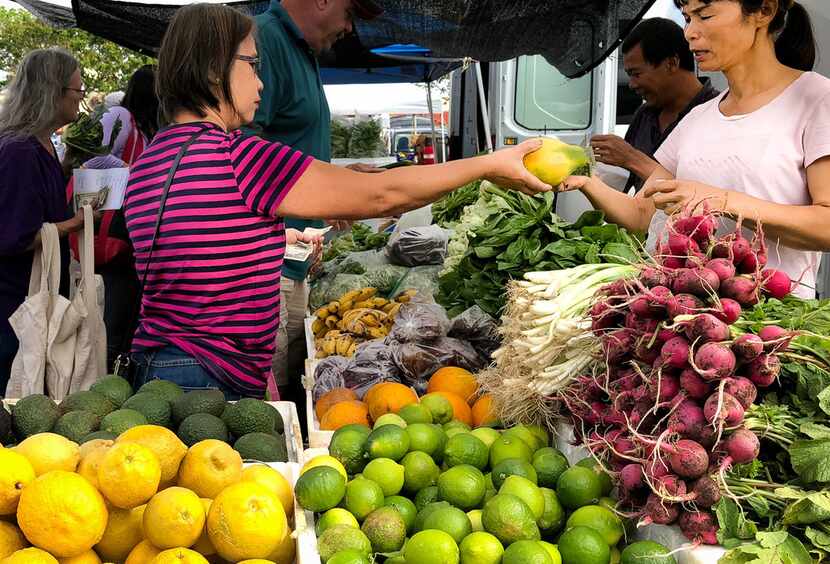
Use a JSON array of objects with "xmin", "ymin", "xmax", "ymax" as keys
[{"xmin": 124, "ymin": 3, "xmax": 551, "ymax": 399}]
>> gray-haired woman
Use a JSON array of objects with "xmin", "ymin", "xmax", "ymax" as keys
[{"xmin": 0, "ymin": 48, "xmax": 87, "ymax": 395}]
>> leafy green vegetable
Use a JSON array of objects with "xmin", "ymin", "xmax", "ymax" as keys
[
  {"xmin": 789, "ymin": 440, "xmax": 830, "ymax": 485},
  {"xmin": 431, "ymin": 180, "xmax": 481, "ymax": 227},
  {"xmin": 719, "ymin": 532, "xmax": 813, "ymax": 564},
  {"xmin": 322, "ymin": 223, "xmax": 390, "ymax": 262}
]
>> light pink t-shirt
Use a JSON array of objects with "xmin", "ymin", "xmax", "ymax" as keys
[{"xmin": 650, "ymin": 72, "xmax": 830, "ymax": 298}]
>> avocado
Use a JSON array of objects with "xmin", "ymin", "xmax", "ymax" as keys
[
  {"xmin": 81, "ymin": 430, "xmax": 118, "ymax": 443},
  {"xmin": 101, "ymin": 409, "xmax": 148, "ymax": 435},
  {"xmin": 171, "ymin": 390, "xmax": 226, "ymax": 426},
  {"xmin": 11, "ymin": 394, "xmax": 60, "ymax": 439},
  {"xmin": 177, "ymin": 413, "xmax": 229, "ymax": 446},
  {"xmin": 121, "ymin": 392, "xmax": 172, "ymax": 427},
  {"xmin": 90, "ymin": 375, "xmax": 133, "ymax": 407},
  {"xmin": 221, "ymin": 398, "xmax": 277, "ymax": 437},
  {"xmin": 60, "ymin": 391, "xmax": 116, "ymax": 418},
  {"xmin": 0, "ymin": 404, "xmax": 11, "ymax": 445},
  {"xmin": 233, "ymin": 431, "xmax": 288, "ymax": 462},
  {"xmin": 53, "ymin": 411, "xmax": 101, "ymax": 443},
  {"xmin": 137, "ymin": 379, "xmax": 184, "ymax": 403}
]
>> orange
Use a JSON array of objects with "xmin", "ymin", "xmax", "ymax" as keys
[
  {"xmin": 363, "ymin": 382, "xmax": 393, "ymax": 406},
  {"xmin": 320, "ymin": 401, "xmax": 370, "ymax": 431},
  {"xmin": 472, "ymin": 394, "xmax": 497, "ymax": 427},
  {"xmin": 427, "ymin": 367, "xmax": 479, "ymax": 404},
  {"xmin": 366, "ymin": 383, "xmax": 419, "ymax": 422},
  {"xmin": 315, "ymin": 388, "xmax": 358, "ymax": 420},
  {"xmin": 434, "ymin": 391, "xmax": 473, "ymax": 426}
]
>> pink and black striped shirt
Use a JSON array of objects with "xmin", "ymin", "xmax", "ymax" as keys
[{"xmin": 124, "ymin": 122, "xmax": 312, "ymax": 395}]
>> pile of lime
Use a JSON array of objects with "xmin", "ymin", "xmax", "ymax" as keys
[{"xmin": 294, "ymin": 419, "xmax": 676, "ymax": 564}]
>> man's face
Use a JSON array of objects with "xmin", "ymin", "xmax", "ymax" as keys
[
  {"xmin": 623, "ymin": 44, "xmax": 674, "ymax": 108},
  {"xmin": 313, "ymin": 0, "xmax": 355, "ymax": 54}
]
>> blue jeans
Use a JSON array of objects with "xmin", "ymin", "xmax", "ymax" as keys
[{"xmin": 132, "ymin": 346, "xmax": 241, "ymax": 400}]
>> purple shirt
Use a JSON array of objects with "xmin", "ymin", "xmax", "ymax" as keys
[{"xmin": 0, "ymin": 136, "xmax": 71, "ymax": 330}]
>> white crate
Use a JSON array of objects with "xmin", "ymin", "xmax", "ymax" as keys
[
  {"xmin": 295, "ymin": 448, "xmax": 332, "ymax": 564},
  {"xmin": 303, "ymin": 358, "xmax": 335, "ymax": 449}
]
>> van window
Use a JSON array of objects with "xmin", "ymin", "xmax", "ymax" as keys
[{"xmin": 514, "ymin": 55, "xmax": 592, "ymax": 131}]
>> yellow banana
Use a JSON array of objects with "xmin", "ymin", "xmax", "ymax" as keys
[
  {"xmin": 338, "ymin": 299, "xmax": 355, "ymax": 313},
  {"xmin": 327, "ymin": 301, "xmax": 340, "ymax": 315},
  {"xmin": 314, "ymin": 306, "xmax": 331, "ymax": 319},
  {"xmin": 368, "ymin": 326, "xmax": 387, "ymax": 340},
  {"xmin": 324, "ymin": 315, "xmax": 339, "ymax": 329},
  {"xmin": 312, "ymin": 318, "xmax": 325, "ymax": 334},
  {"xmin": 346, "ymin": 342, "xmax": 359, "ymax": 357},
  {"xmin": 335, "ymin": 334, "xmax": 354, "ymax": 356},
  {"xmin": 339, "ymin": 289, "xmax": 362, "ymax": 303},
  {"xmin": 356, "ymin": 287, "xmax": 377, "ymax": 302}
]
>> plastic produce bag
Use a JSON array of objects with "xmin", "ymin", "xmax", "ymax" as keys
[
  {"xmin": 386, "ymin": 225, "xmax": 451, "ymax": 267},
  {"xmin": 335, "ymin": 249, "xmax": 390, "ymax": 275},
  {"xmin": 391, "ymin": 265, "xmax": 443, "ymax": 300},
  {"xmin": 341, "ymin": 341, "xmax": 401, "ymax": 398},
  {"xmin": 322, "ymin": 274, "xmax": 370, "ymax": 304},
  {"xmin": 312, "ymin": 356, "xmax": 350, "ymax": 401},
  {"xmin": 388, "ymin": 302, "xmax": 451, "ymax": 343},
  {"xmin": 449, "ymin": 305, "xmax": 501, "ymax": 359},
  {"xmin": 391, "ymin": 338, "xmax": 486, "ymax": 394},
  {"xmin": 363, "ymin": 265, "xmax": 409, "ymax": 295}
]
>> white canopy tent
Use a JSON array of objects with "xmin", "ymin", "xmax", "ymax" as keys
[{"xmin": 324, "ymin": 83, "xmax": 446, "ymax": 117}]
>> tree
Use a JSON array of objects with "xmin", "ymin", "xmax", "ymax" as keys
[
  {"xmin": 0, "ymin": 7, "xmax": 153, "ymax": 95},
  {"xmin": 330, "ymin": 116, "xmax": 385, "ymax": 158}
]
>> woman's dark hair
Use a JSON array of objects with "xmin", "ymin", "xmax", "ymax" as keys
[
  {"xmin": 156, "ymin": 3, "xmax": 254, "ymax": 123},
  {"xmin": 122, "ymin": 64, "xmax": 159, "ymax": 140},
  {"xmin": 622, "ymin": 18, "xmax": 695, "ymax": 72},
  {"xmin": 674, "ymin": 0, "xmax": 816, "ymax": 71}
]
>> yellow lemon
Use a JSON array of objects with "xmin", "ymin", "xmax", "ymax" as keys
[
  {"xmin": 522, "ymin": 137, "xmax": 592, "ymax": 186},
  {"xmin": 241, "ymin": 465, "xmax": 294, "ymax": 518},
  {"xmin": 149, "ymin": 548, "xmax": 209, "ymax": 564},
  {"xmin": 267, "ymin": 528, "xmax": 295, "ymax": 564},
  {"xmin": 17, "ymin": 471, "xmax": 108, "ymax": 558},
  {"xmin": 78, "ymin": 439, "xmax": 113, "ymax": 460},
  {"xmin": 300, "ymin": 455, "xmax": 348, "ymax": 481},
  {"xmin": 117, "ymin": 426, "xmax": 187, "ymax": 484},
  {"xmin": 240, "ymin": 561, "xmax": 277, "ymax": 564},
  {"xmin": 57, "ymin": 549, "xmax": 101, "ymax": 563},
  {"xmin": 177, "ymin": 440, "xmax": 242, "ymax": 499},
  {"xmin": 124, "ymin": 540, "xmax": 161, "ymax": 564},
  {"xmin": 0, "ymin": 522, "xmax": 27, "ymax": 559},
  {"xmin": 207, "ymin": 482, "xmax": 286, "ymax": 562},
  {"xmin": 98, "ymin": 442, "xmax": 161, "ymax": 509},
  {"xmin": 0, "ymin": 450, "xmax": 35, "ymax": 515},
  {"xmin": 191, "ymin": 499, "xmax": 215, "ymax": 556},
  {"xmin": 143, "ymin": 487, "xmax": 205, "ymax": 549},
  {"xmin": 77, "ymin": 442, "xmax": 111, "ymax": 491},
  {"xmin": 95, "ymin": 504, "xmax": 145, "ymax": 562},
  {"xmin": 13, "ymin": 434, "xmax": 80, "ymax": 476},
  {"xmin": 1, "ymin": 547, "xmax": 58, "ymax": 564}
]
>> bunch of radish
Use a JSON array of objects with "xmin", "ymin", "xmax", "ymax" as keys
[{"xmin": 563, "ymin": 210, "xmax": 797, "ymax": 546}]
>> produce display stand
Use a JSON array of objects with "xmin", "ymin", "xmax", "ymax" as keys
[
  {"xmin": 295, "ymin": 447, "xmax": 333, "ymax": 564},
  {"xmin": 303, "ymin": 357, "xmax": 335, "ymax": 449},
  {"xmin": 244, "ymin": 460, "xmax": 305, "ymax": 564}
]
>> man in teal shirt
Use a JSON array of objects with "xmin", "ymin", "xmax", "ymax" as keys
[{"xmin": 250, "ymin": 0, "xmax": 382, "ymax": 404}]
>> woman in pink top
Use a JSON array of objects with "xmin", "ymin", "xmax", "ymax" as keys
[{"xmin": 564, "ymin": 0, "xmax": 830, "ymax": 297}]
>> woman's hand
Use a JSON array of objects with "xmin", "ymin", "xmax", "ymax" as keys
[
  {"xmin": 484, "ymin": 140, "xmax": 553, "ymax": 195},
  {"xmin": 642, "ymin": 179, "xmax": 728, "ymax": 215},
  {"xmin": 286, "ymin": 228, "xmax": 324, "ymax": 262},
  {"xmin": 559, "ymin": 175, "xmax": 594, "ymax": 192}
]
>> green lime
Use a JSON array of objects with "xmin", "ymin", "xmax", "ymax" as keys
[
  {"xmin": 385, "ymin": 557, "xmax": 406, "ymax": 564},
  {"xmin": 384, "ymin": 495, "xmax": 418, "ymax": 534},
  {"xmin": 503, "ymin": 425, "xmax": 542, "ymax": 452},
  {"xmin": 295, "ymin": 466, "xmax": 347, "ymax": 512},
  {"xmin": 532, "ymin": 448, "xmax": 569, "ymax": 489},
  {"xmin": 317, "ymin": 507, "xmax": 360, "ymax": 536},
  {"xmin": 399, "ymin": 403, "xmax": 434, "ymax": 425},
  {"xmin": 599, "ymin": 497, "xmax": 618, "ymax": 512},
  {"xmin": 437, "ymin": 464, "xmax": 486, "ymax": 510},
  {"xmin": 404, "ymin": 529, "xmax": 460, "ymax": 564},
  {"xmin": 538, "ymin": 488, "xmax": 565, "ymax": 537},
  {"xmin": 525, "ymin": 424, "xmax": 550, "ymax": 448},
  {"xmin": 503, "ymin": 540, "xmax": 554, "ymax": 564},
  {"xmin": 361, "ymin": 506, "xmax": 407, "ymax": 553},
  {"xmin": 422, "ymin": 505, "xmax": 472, "ymax": 544},
  {"xmin": 490, "ymin": 435, "xmax": 533, "ymax": 467},
  {"xmin": 566, "ymin": 505, "xmax": 624, "ymax": 546},
  {"xmin": 499, "ymin": 475, "xmax": 545, "ymax": 520},
  {"xmin": 445, "ymin": 427, "xmax": 469, "ymax": 439},
  {"xmin": 539, "ymin": 541, "xmax": 562, "ymax": 564},
  {"xmin": 484, "ymin": 472, "xmax": 494, "ymax": 490},
  {"xmin": 366, "ymin": 424, "xmax": 410, "ymax": 461},
  {"xmin": 327, "ymin": 549, "xmax": 371, "ymax": 564},
  {"xmin": 414, "ymin": 501, "xmax": 451, "ymax": 533},
  {"xmin": 343, "ymin": 477, "xmax": 385, "ymax": 521},
  {"xmin": 444, "ymin": 420, "xmax": 471, "ymax": 432},
  {"xmin": 470, "ymin": 427, "xmax": 500, "ymax": 448},
  {"xmin": 414, "ymin": 486, "xmax": 440, "ymax": 511},
  {"xmin": 374, "ymin": 413, "xmax": 407, "ymax": 429},
  {"xmin": 443, "ymin": 433, "xmax": 489, "ymax": 470},
  {"xmin": 483, "ymin": 488, "xmax": 497, "ymax": 505},
  {"xmin": 459, "ymin": 531, "xmax": 504, "ymax": 564},
  {"xmin": 401, "ymin": 450, "xmax": 441, "ymax": 494},
  {"xmin": 481, "ymin": 493, "xmax": 540, "ymax": 545},
  {"xmin": 556, "ymin": 466, "xmax": 603, "ymax": 510},
  {"xmin": 492, "ymin": 458, "xmax": 538, "ymax": 489},
  {"xmin": 330, "ymin": 424, "xmax": 371, "ymax": 475},
  {"xmin": 620, "ymin": 541, "xmax": 676, "ymax": 564},
  {"xmin": 558, "ymin": 526, "xmax": 611, "ymax": 564},
  {"xmin": 406, "ymin": 423, "xmax": 447, "ymax": 462},
  {"xmin": 421, "ymin": 393, "xmax": 454, "ymax": 424},
  {"xmin": 467, "ymin": 509, "xmax": 484, "ymax": 532},
  {"xmin": 576, "ymin": 457, "xmax": 614, "ymax": 497},
  {"xmin": 362, "ymin": 458, "xmax": 405, "ymax": 496},
  {"xmin": 317, "ymin": 525, "xmax": 372, "ymax": 563}
]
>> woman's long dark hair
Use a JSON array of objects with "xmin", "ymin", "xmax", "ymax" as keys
[{"xmin": 121, "ymin": 65, "xmax": 159, "ymax": 141}]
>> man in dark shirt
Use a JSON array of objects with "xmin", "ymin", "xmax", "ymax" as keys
[{"xmin": 591, "ymin": 18, "xmax": 719, "ymax": 193}]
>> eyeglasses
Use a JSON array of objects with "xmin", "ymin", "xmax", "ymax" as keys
[
  {"xmin": 64, "ymin": 87, "xmax": 87, "ymax": 96},
  {"xmin": 236, "ymin": 55, "xmax": 261, "ymax": 74}
]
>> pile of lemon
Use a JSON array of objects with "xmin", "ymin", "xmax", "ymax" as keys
[{"xmin": 0, "ymin": 425, "xmax": 295, "ymax": 563}]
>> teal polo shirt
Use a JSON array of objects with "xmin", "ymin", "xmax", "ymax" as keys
[{"xmin": 249, "ymin": 0, "xmax": 331, "ymax": 281}]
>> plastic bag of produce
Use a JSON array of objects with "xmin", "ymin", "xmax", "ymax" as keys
[
  {"xmin": 309, "ymin": 275, "xmax": 334, "ymax": 310},
  {"xmin": 312, "ymin": 356, "xmax": 350, "ymax": 401},
  {"xmin": 364, "ymin": 264, "xmax": 409, "ymax": 295},
  {"xmin": 388, "ymin": 301, "xmax": 451, "ymax": 343},
  {"xmin": 449, "ymin": 305, "xmax": 501, "ymax": 359},
  {"xmin": 391, "ymin": 337, "xmax": 486, "ymax": 394},
  {"xmin": 342, "ymin": 341, "xmax": 401, "ymax": 398},
  {"xmin": 335, "ymin": 249, "xmax": 390, "ymax": 275},
  {"xmin": 386, "ymin": 225, "xmax": 451, "ymax": 267},
  {"xmin": 323, "ymin": 273, "xmax": 370, "ymax": 304},
  {"xmin": 390, "ymin": 265, "xmax": 443, "ymax": 300}
]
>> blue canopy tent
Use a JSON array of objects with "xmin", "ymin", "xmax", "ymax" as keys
[{"xmin": 320, "ymin": 44, "xmax": 462, "ymax": 85}]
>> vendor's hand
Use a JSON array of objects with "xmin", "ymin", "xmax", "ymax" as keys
[
  {"xmin": 326, "ymin": 219, "xmax": 352, "ymax": 231},
  {"xmin": 346, "ymin": 163, "xmax": 385, "ymax": 173},
  {"xmin": 558, "ymin": 175, "xmax": 593, "ymax": 192},
  {"xmin": 590, "ymin": 135, "xmax": 640, "ymax": 169},
  {"xmin": 485, "ymin": 139, "xmax": 552, "ymax": 195},
  {"xmin": 286, "ymin": 228, "xmax": 324, "ymax": 260},
  {"xmin": 642, "ymin": 179, "xmax": 728, "ymax": 215}
]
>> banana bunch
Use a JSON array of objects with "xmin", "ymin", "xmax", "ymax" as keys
[
  {"xmin": 340, "ymin": 308, "xmax": 389, "ymax": 339},
  {"xmin": 315, "ymin": 330, "xmax": 363, "ymax": 358}
]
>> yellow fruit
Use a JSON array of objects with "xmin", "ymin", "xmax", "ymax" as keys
[
  {"xmin": 207, "ymin": 482, "xmax": 286, "ymax": 562},
  {"xmin": 149, "ymin": 548, "xmax": 209, "ymax": 563},
  {"xmin": 301, "ymin": 455, "xmax": 348, "ymax": 481},
  {"xmin": 267, "ymin": 528, "xmax": 295, "ymax": 564},
  {"xmin": 17, "ymin": 471, "xmax": 108, "ymax": 558},
  {"xmin": 240, "ymin": 560, "xmax": 277, "ymax": 564},
  {"xmin": 143, "ymin": 487, "xmax": 205, "ymax": 549},
  {"xmin": 14, "ymin": 433, "xmax": 80, "ymax": 475},
  {"xmin": 125, "ymin": 540, "xmax": 161, "ymax": 564},
  {"xmin": 1, "ymin": 547, "xmax": 58, "ymax": 563},
  {"xmin": 191, "ymin": 499, "xmax": 215, "ymax": 556},
  {"xmin": 95, "ymin": 505, "xmax": 146, "ymax": 562},
  {"xmin": 0, "ymin": 522, "xmax": 27, "ymax": 559},
  {"xmin": 77, "ymin": 442, "xmax": 111, "ymax": 491},
  {"xmin": 241, "ymin": 465, "xmax": 294, "ymax": 519},
  {"xmin": 78, "ymin": 439, "xmax": 113, "ymax": 460},
  {"xmin": 522, "ymin": 137, "xmax": 592, "ymax": 186},
  {"xmin": 177, "ymin": 440, "xmax": 242, "ymax": 499},
  {"xmin": 117, "ymin": 426, "xmax": 187, "ymax": 484},
  {"xmin": 0, "ymin": 450, "xmax": 35, "ymax": 515},
  {"xmin": 57, "ymin": 549, "xmax": 102, "ymax": 563},
  {"xmin": 98, "ymin": 442, "xmax": 161, "ymax": 509}
]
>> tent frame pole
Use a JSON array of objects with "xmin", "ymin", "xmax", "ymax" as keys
[
  {"xmin": 426, "ymin": 81, "xmax": 439, "ymax": 162},
  {"xmin": 474, "ymin": 61, "xmax": 494, "ymax": 154}
]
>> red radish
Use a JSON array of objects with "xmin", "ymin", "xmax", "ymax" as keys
[
  {"xmin": 697, "ymin": 425, "xmax": 718, "ymax": 449},
  {"xmin": 713, "ymin": 298, "xmax": 742, "ymax": 324},
  {"xmin": 704, "ymin": 392, "xmax": 745, "ymax": 427},
  {"xmin": 667, "ymin": 294, "xmax": 704, "ymax": 319},
  {"xmin": 603, "ymin": 329, "xmax": 633, "ymax": 363},
  {"xmin": 643, "ymin": 494, "xmax": 680, "ymax": 525},
  {"xmin": 661, "ymin": 336, "xmax": 690, "ymax": 368},
  {"xmin": 626, "ymin": 312, "xmax": 660, "ymax": 334},
  {"xmin": 640, "ymin": 267, "xmax": 671, "ymax": 288},
  {"xmin": 705, "ymin": 258, "xmax": 736, "ymax": 282},
  {"xmin": 722, "ymin": 377, "xmax": 758, "ymax": 410},
  {"xmin": 711, "ymin": 238, "xmax": 732, "ymax": 259},
  {"xmin": 590, "ymin": 300, "xmax": 619, "ymax": 332},
  {"xmin": 758, "ymin": 325, "xmax": 792, "ymax": 352},
  {"xmin": 645, "ymin": 457, "xmax": 671, "ymax": 480},
  {"xmin": 680, "ymin": 369, "xmax": 712, "ymax": 400},
  {"xmin": 644, "ymin": 438, "xmax": 710, "ymax": 479},
  {"xmin": 620, "ymin": 463, "xmax": 645, "ymax": 492},
  {"xmin": 721, "ymin": 428, "xmax": 760, "ymax": 466},
  {"xmin": 746, "ymin": 353, "xmax": 781, "ymax": 387},
  {"xmin": 761, "ymin": 269, "xmax": 792, "ymax": 299},
  {"xmin": 668, "ymin": 400, "xmax": 706, "ymax": 440},
  {"xmin": 657, "ymin": 328, "xmax": 677, "ymax": 343},
  {"xmin": 720, "ymin": 276, "xmax": 760, "ymax": 307},
  {"xmin": 731, "ymin": 334, "xmax": 764, "ymax": 362},
  {"xmin": 679, "ymin": 511, "xmax": 719, "ymax": 545},
  {"xmin": 635, "ymin": 335, "xmax": 661, "ymax": 364},
  {"xmin": 600, "ymin": 279, "xmax": 629, "ymax": 297},
  {"xmin": 650, "ymin": 373, "xmax": 681, "ymax": 403},
  {"xmin": 693, "ymin": 342, "xmax": 737, "ymax": 381},
  {"xmin": 738, "ymin": 251, "xmax": 759, "ymax": 274},
  {"xmin": 672, "ymin": 268, "xmax": 720, "ymax": 298},
  {"xmin": 686, "ymin": 313, "xmax": 731, "ymax": 343},
  {"xmin": 690, "ymin": 476, "xmax": 721, "ymax": 508},
  {"xmin": 731, "ymin": 235, "xmax": 752, "ymax": 265},
  {"xmin": 656, "ymin": 474, "xmax": 687, "ymax": 497},
  {"xmin": 668, "ymin": 233, "xmax": 700, "ymax": 256},
  {"xmin": 675, "ymin": 215, "xmax": 716, "ymax": 245},
  {"xmin": 662, "ymin": 256, "xmax": 686, "ymax": 269}
]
